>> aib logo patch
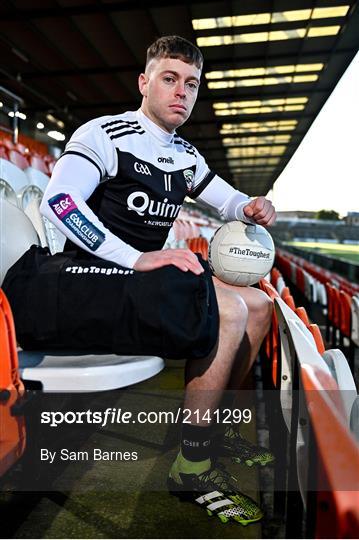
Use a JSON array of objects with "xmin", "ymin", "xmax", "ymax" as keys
[{"xmin": 49, "ymin": 193, "xmax": 77, "ymax": 218}]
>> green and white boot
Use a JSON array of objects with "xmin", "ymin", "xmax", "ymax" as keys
[
  {"xmin": 168, "ymin": 451, "xmax": 263, "ymax": 525},
  {"xmin": 219, "ymin": 425, "xmax": 274, "ymax": 467}
]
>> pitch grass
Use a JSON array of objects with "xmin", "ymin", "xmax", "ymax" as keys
[{"xmin": 286, "ymin": 241, "xmax": 359, "ymax": 264}]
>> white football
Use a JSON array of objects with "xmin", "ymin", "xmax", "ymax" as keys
[{"xmin": 208, "ymin": 221, "xmax": 275, "ymax": 286}]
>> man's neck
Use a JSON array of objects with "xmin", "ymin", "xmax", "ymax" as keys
[{"xmin": 138, "ymin": 108, "xmax": 175, "ymax": 144}]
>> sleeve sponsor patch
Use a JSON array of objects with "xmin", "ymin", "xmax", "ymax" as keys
[{"xmin": 48, "ymin": 193, "xmax": 105, "ymax": 251}]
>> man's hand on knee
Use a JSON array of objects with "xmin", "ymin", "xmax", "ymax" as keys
[{"xmin": 134, "ymin": 249, "xmax": 205, "ymax": 275}]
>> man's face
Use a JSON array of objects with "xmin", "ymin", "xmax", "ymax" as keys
[{"xmin": 139, "ymin": 57, "xmax": 201, "ymax": 133}]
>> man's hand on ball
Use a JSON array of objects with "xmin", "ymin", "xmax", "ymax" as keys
[
  {"xmin": 133, "ymin": 249, "xmax": 204, "ymax": 275},
  {"xmin": 243, "ymin": 196, "xmax": 276, "ymax": 226}
]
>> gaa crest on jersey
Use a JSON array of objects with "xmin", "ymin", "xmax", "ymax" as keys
[{"xmin": 183, "ymin": 169, "xmax": 194, "ymax": 193}]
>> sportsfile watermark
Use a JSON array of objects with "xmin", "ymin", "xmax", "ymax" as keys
[
  {"xmin": 5, "ymin": 389, "xmax": 357, "ymax": 493},
  {"xmin": 41, "ymin": 407, "xmax": 252, "ymax": 428}
]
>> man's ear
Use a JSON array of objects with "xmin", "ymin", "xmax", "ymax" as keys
[{"xmin": 138, "ymin": 73, "xmax": 148, "ymax": 97}]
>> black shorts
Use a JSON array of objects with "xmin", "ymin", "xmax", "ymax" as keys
[{"xmin": 2, "ymin": 246, "xmax": 219, "ymax": 360}]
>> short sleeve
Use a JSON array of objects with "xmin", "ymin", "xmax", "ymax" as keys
[
  {"xmin": 191, "ymin": 150, "xmax": 216, "ymax": 199},
  {"xmin": 64, "ymin": 120, "xmax": 118, "ymax": 179}
]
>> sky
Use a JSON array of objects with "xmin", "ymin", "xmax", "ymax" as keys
[{"xmin": 268, "ymin": 51, "xmax": 359, "ymax": 217}]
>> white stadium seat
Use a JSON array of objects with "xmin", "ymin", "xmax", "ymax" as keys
[
  {"xmin": 24, "ymin": 167, "xmax": 49, "ymax": 192},
  {"xmin": 0, "ymin": 199, "xmax": 39, "ymax": 284},
  {"xmin": 351, "ymin": 295, "xmax": 359, "ymax": 347},
  {"xmin": 0, "ymin": 158, "xmax": 29, "ymax": 197},
  {"xmin": 0, "ymin": 178, "xmax": 18, "ymax": 207},
  {"xmin": 0, "ymin": 198, "xmax": 164, "ymax": 392},
  {"xmin": 322, "ymin": 348, "xmax": 358, "ymax": 427}
]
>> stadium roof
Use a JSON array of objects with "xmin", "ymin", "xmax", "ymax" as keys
[{"xmin": 1, "ymin": 0, "xmax": 358, "ymax": 196}]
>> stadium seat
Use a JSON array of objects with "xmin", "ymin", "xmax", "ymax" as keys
[
  {"xmin": 284, "ymin": 294, "xmax": 296, "ymax": 310},
  {"xmin": 24, "ymin": 167, "xmax": 49, "ymax": 192},
  {"xmin": 15, "ymin": 142, "xmax": 28, "ymax": 155},
  {"xmin": 47, "ymin": 160, "xmax": 56, "ymax": 174},
  {"xmin": 8, "ymin": 149, "xmax": 29, "ymax": 170},
  {"xmin": 23, "ymin": 198, "xmax": 49, "ymax": 247},
  {"xmin": 276, "ymin": 276, "xmax": 286, "ymax": 295},
  {"xmin": 0, "ymin": 145, "xmax": 8, "ymax": 160},
  {"xmin": 0, "ymin": 289, "xmax": 26, "ymax": 477},
  {"xmin": 0, "ymin": 199, "xmax": 39, "ymax": 284},
  {"xmin": 29, "ymin": 155, "xmax": 49, "ymax": 175},
  {"xmin": 322, "ymin": 348, "xmax": 357, "ymax": 427},
  {"xmin": 308, "ymin": 324, "xmax": 325, "ymax": 354},
  {"xmin": 274, "ymin": 297, "xmax": 332, "ymax": 432},
  {"xmin": 351, "ymin": 295, "xmax": 359, "ymax": 347},
  {"xmin": 300, "ymin": 364, "xmax": 359, "ymax": 539},
  {"xmin": 1, "ymin": 138, "xmax": 15, "ymax": 151},
  {"xmin": 0, "ymin": 158, "xmax": 29, "ymax": 198},
  {"xmin": 258, "ymin": 279, "xmax": 280, "ymax": 387},
  {"xmin": 295, "ymin": 306, "xmax": 310, "ymax": 327},
  {"xmin": 270, "ymin": 267, "xmax": 281, "ymax": 289},
  {"xmin": 0, "ymin": 179, "xmax": 18, "ymax": 208},
  {"xmin": 0, "ymin": 198, "xmax": 164, "ymax": 393},
  {"xmin": 187, "ymin": 237, "xmax": 209, "ymax": 260},
  {"xmin": 350, "ymin": 396, "xmax": 359, "ymax": 441}
]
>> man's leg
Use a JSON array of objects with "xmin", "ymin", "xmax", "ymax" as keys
[
  {"xmin": 227, "ymin": 284, "xmax": 273, "ymax": 389},
  {"xmin": 169, "ymin": 285, "xmax": 263, "ymax": 524},
  {"xmin": 183, "ymin": 285, "xmax": 248, "ymax": 422},
  {"xmin": 211, "ymin": 280, "xmax": 275, "ymax": 467}
]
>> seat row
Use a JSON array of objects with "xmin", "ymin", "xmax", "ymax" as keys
[
  {"xmin": 272, "ymin": 296, "xmax": 359, "ymax": 538},
  {"xmin": 0, "ymin": 137, "xmax": 56, "ymax": 177},
  {"xmin": 274, "ymin": 248, "xmax": 359, "ymax": 371},
  {"xmin": 0, "ymin": 158, "xmax": 66, "ymax": 256},
  {"xmin": 0, "ymin": 199, "xmax": 165, "ymax": 477},
  {"xmin": 182, "ymin": 237, "xmax": 359, "ymax": 537}
]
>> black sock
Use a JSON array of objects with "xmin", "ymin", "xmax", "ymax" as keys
[{"xmin": 180, "ymin": 424, "xmax": 213, "ymax": 462}]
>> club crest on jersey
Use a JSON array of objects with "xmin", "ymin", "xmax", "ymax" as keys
[{"xmin": 183, "ymin": 169, "xmax": 194, "ymax": 192}]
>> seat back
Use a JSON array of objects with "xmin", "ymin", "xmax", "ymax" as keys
[
  {"xmin": 0, "ymin": 289, "xmax": 26, "ymax": 477},
  {"xmin": 0, "ymin": 158, "xmax": 29, "ymax": 194},
  {"xmin": 29, "ymin": 155, "xmax": 49, "ymax": 175},
  {"xmin": 351, "ymin": 295, "xmax": 359, "ymax": 347},
  {"xmin": 8, "ymin": 149, "xmax": 29, "ymax": 170},
  {"xmin": 339, "ymin": 290, "xmax": 352, "ymax": 339},
  {"xmin": 24, "ymin": 167, "xmax": 49, "ymax": 192},
  {"xmin": 322, "ymin": 348, "xmax": 358, "ymax": 426},
  {"xmin": 0, "ymin": 199, "xmax": 39, "ymax": 285},
  {"xmin": 300, "ymin": 364, "xmax": 359, "ymax": 539}
]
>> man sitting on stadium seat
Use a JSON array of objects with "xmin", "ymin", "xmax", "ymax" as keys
[{"xmin": 5, "ymin": 36, "xmax": 276, "ymax": 525}]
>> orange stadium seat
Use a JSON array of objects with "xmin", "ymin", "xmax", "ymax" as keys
[
  {"xmin": 270, "ymin": 267, "xmax": 281, "ymax": 289},
  {"xmin": 301, "ymin": 364, "xmax": 359, "ymax": 539},
  {"xmin": 0, "ymin": 145, "xmax": 8, "ymax": 160},
  {"xmin": 296, "ymin": 266, "xmax": 306, "ymax": 295},
  {"xmin": 339, "ymin": 290, "xmax": 352, "ymax": 341},
  {"xmin": 284, "ymin": 294, "xmax": 296, "ymax": 311},
  {"xmin": 258, "ymin": 279, "xmax": 280, "ymax": 387},
  {"xmin": 281, "ymin": 286, "xmax": 291, "ymax": 300},
  {"xmin": 308, "ymin": 324, "xmax": 325, "ymax": 355},
  {"xmin": 8, "ymin": 149, "xmax": 29, "ymax": 170},
  {"xmin": 1, "ymin": 138, "xmax": 16, "ymax": 151},
  {"xmin": 0, "ymin": 289, "xmax": 26, "ymax": 477},
  {"xmin": 29, "ymin": 155, "xmax": 49, "ymax": 175},
  {"xmin": 295, "ymin": 306, "xmax": 310, "ymax": 327}
]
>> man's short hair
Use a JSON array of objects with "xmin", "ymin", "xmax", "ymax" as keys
[{"xmin": 145, "ymin": 35, "xmax": 203, "ymax": 70}]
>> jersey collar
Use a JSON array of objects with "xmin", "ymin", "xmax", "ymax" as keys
[{"xmin": 137, "ymin": 109, "xmax": 175, "ymax": 145}]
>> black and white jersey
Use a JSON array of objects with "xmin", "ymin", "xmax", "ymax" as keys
[
  {"xmin": 41, "ymin": 109, "xmax": 250, "ymax": 268},
  {"xmin": 63, "ymin": 110, "xmax": 216, "ymax": 253}
]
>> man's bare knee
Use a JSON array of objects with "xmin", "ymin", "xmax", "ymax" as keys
[
  {"xmin": 237, "ymin": 288, "xmax": 272, "ymax": 326},
  {"xmin": 217, "ymin": 288, "xmax": 249, "ymax": 330}
]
